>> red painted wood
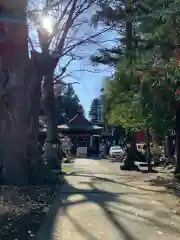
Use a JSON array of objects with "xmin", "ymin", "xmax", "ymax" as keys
[
  {"xmin": 69, "ymin": 114, "xmax": 91, "ymax": 126},
  {"xmin": 135, "ymin": 129, "xmax": 152, "ymax": 142}
]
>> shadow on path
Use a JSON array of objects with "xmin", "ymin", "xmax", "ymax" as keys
[
  {"xmin": 36, "ymin": 170, "xmax": 180, "ymax": 240},
  {"xmin": 67, "ymin": 172, "xmax": 167, "ymax": 193}
]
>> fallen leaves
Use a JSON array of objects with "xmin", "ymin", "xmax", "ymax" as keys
[{"xmin": 0, "ymin": 185, "xmax": 58, "ymax": 239}]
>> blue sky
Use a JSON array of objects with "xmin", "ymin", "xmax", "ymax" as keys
[
  {"xmin": 28, "ymin": 0, "xmax": 117, "ymax": 116},
  {"xmin": 71, "ymin": 67, "xmax": 112, "ymax": 116},
  {"xmin": 51, "ymin": 4, "xmax": 117, "ymax": 117},
  {"xmin": 61, "ymin": 29, "xmax": 116, "ymax": 117},
  {"xmin": 65, "ymin": 62, "xmax": 113, "ymax": 117}
]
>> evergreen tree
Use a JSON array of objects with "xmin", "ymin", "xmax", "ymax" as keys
[
  {"xmin": 55, "ymin": 84, "xmax": 84, "ymax": 125},
  {"xmin": 91, "ymin": 0, "xmax": 180, "ymax": 173},
  {"xmin": 89, "ymin": 98, "xmax": 101, "ymax": 124},
  {"xmin": 77, "ymin": 104, "xmax": 85, "ymax": 116}
]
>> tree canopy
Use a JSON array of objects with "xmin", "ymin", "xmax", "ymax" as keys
[
  {"xmin": 89, "ymin": 97, "xmax": 102, "ymax": 124},
  {"xmin": 91, "ymin": 0, "xmax": 180, "ymax": 135},
  {"xmin": 55, "ymin": 84, "xmax": 85, "ymax": 125}
]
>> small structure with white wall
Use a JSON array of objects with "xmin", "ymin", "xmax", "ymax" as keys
[{"xmin": 76, "ymin": 147, "xmax": 87, "ymax": 158}]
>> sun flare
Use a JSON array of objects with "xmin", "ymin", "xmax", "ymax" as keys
[{"xmin": 41, "ymin": 15, "xmax": 54, "ymax": 34}]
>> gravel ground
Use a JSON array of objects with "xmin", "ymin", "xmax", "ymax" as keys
[
  {"xmin": 0, "ymin": 184, "xmax": 60, "ymax": 240},
  {"xmin": 36, "ymin": 158, "xmax": 180, "ymax": 240}
]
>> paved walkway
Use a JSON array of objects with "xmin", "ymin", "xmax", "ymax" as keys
[{"xmin": 36, "ymin": 158, "xmax": 180, "ymax": 240}]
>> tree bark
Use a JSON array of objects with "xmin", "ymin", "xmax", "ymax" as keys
[
  {"xmin": 25, "ymin": 59, "xmax": 42, "ymax": 183},
  {"xmin": 151, "ymin": 129, "xmax": 159, "ymax": 145},
  {"xmin": 121, "ymin": 132, "xmax": 141, "ymax": 171},
  {"xmin": 164, "ymin": 131, "xmax": 174, "ymax": 161},
  {"xmin": 146, "ymin": 127, "xmax": 152, "ymax": 171},
  {"xmin": 0, "ymin": 51, "xmax": 43, "ymax": 185},
  {"xmin": 43, "ymin": 74, "xmax": 61, "ymax": 168},
  {"xmin": 175, "ymin": 105, "xmax": 180, "ymax": 177},
  {"xmin": 0, "ymin": 56, "xmax": 29, "ymax": 185}
]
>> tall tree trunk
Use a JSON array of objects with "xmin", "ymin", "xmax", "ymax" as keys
[
  {"xmin": 0, "ymin": 57, "xmax": 29, "ymax": 185},
  {"xmin": 120, "ymin": 2, "xmax": 138, "ymax": 171},
  {"xmin": 121, "ymin": 132, "xmax": 138, "ymax": 170},
  {"xmin": 43, "ymin": 74, "xmax": 61, "ymax": 168},
  {"xmin": 38, "ymin": 0, "xmax": 79, "ymax": 171},
  {"xmin": 151, "ymin": 129, "xmax": 159, "ymax": 145},
  {"xmin": 146, "ymin": 127, "xmax": 152, "ymax": 171},
  {"xmin": 175, "ymin": 105, "xmax": 180, "ymax": 177},
  {"xmin": 0, "ymin": 0, "xmax": 29, "ymax": 185},
  {"xmin": 26, "ymin": 59, "xmax": 42, "ymax": 183},
  {"xmin": 125, "ymin": 0, "xmax": 133, "ymax": 59},
  {"xmin": 164, "ymin": 131, "xmax": 173, "ymax": 162}
]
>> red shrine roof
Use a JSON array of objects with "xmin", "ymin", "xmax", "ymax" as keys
[
  {"xmin": 58, "ymin": 113, "xmax": 103, "ymax": 132},
  {"xmin": 69, "ymin": 114, "xmax": 91, "ymax": 126}
]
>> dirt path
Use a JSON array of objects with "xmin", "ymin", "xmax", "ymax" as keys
[{"xmin": 36, "ymin": 158, "xmax": 180, "ymax": 240}]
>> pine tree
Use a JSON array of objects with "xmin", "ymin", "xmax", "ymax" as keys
[
  {"xmin": 89, "ymin": 98, "xmax": 101, "ymax": 124},
  {"xmin": 91, "ymin": 0, "xmax": 180, "ymax": 172}
]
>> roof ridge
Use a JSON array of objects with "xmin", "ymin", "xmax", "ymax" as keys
[
  {"xmin": 69, "ymin": 114, "xmax": 79, "ymax": 123},
  {"xmin": 68, "ymin": 113, "xmax": 91, "ymax": 125}
]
